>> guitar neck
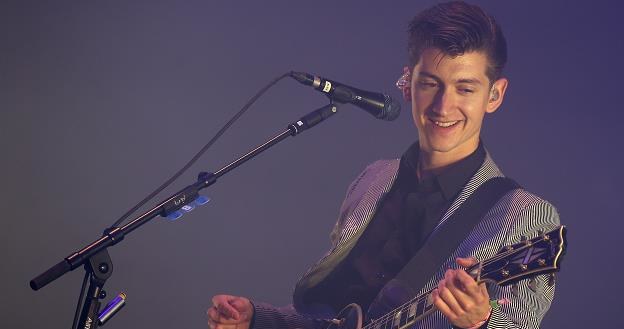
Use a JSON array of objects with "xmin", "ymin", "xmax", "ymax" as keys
[
  {"xmin": 361, "ymin": 225, "xmax": 567, "ymax": 329},
  {"xmin": 364, "ymin": 289, "xmax": 437, "ymax": 329}
]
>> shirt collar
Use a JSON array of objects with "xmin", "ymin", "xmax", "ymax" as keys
[{"xmin": 399, "ymin": 141, "xmax": 486, "ymax": 200}]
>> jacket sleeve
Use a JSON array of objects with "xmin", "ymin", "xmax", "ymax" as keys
[
  {"xmin": 485, "ymin": 200, "xmax": 561, "ymax": 329},
  {"xmin": 251, "ymin": 302, "xmax": 332, "ymax": 329}
]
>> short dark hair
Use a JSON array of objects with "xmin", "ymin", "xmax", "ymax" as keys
[{"xmin": 407, "ymin": 1, "xmax": 507, "ymax": 82}]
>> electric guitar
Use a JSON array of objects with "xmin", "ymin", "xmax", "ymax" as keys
[{"xmin": 327, "ymin": 225, "xmax": 567, "ymax": 329}]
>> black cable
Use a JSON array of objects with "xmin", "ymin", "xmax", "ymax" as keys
[{"xmin": 109, "ymin": 72, "xmax": 291, "ymax": 228}]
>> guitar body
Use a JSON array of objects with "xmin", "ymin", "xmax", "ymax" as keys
[
  {"xmin": 325, "ymin": 226, "xmax": 567, "ymax": 329},
  {"xmin": 327, "ymin": 304, "xmax": 363, "ymax": 329}
]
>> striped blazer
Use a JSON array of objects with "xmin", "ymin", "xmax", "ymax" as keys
[{"xmin": 253, "ymin": 152, "xmax": 560, "ymax": 329}]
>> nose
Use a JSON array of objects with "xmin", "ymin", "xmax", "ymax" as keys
[{"xmin": 431, "ymin": 87, "xmax": 453, "ymax": 117}]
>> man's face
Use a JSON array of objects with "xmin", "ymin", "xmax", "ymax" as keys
[{"xmin": 409, "ymin": 48, "xmax": 507, "ymax": 161}]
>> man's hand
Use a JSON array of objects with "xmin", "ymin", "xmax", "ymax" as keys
[
  {"xmin": 431, "ymin": 257, "xmax": 491, "ymax": 329},
  {"xmin": 207, "ymin": 294, "xmax": 254, "ymax": 329}
]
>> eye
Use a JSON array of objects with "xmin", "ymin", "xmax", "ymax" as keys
[
  {"xmin": 418, "ymin": 80, "xmax": 438, "ymax": 89},
  {"xmin": 456, "ymin": 85, "xmax": 476, "ymax": 95}
]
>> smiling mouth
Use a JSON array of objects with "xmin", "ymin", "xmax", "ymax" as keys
[{"xmin": 430, "ymin": 119, "xmax": 461, "ymax": 128}]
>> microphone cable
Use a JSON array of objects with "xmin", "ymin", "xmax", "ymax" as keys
[
  {"xmin": 107, "ymin": 72, "xmax": 291, "ymax": 229},
  {"xmin": 75, "ymin": 72, "xmax": 291, "ymax": 329}
]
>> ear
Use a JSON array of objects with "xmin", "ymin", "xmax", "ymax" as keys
[
  {"xmin": 486, "ymin": 77, "xmax": 508, "ymax": 114},
  {"xmin": 397, "ymin": 66, "xmax": 412, "ymax": 102},
  {"xmin": 402, "ymin": 85, "xmax": 412, "ymax": 102}
]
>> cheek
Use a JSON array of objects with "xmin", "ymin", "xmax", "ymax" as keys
[
  {"xmin": 410, "ymin": 103, "xmax": 430, "ymax": 134},
  {"xmin": 411, "ymin": 90, "xmax": 432, "ymax": 114},
  {"xmin": 410, "ymin": 102, "xmax": 425, "ymax": 124},
  {"xmin": 458, "ymin": 98, "xmax": 488, "ymax": 121},
  {"xmin": 411, "ymin": 100, "xmax": 433, "ymax": 125}
]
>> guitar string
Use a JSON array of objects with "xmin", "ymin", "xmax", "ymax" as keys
[
  {"xmin": 362, "ymin": 236, "xmax": 556, "ymax": 328},
  {"xmin": 366, "ymin": 254, "xmax": 526, "ymax": 329},
  {"xmin": 368, "ymin": 251, "xmax": 553, "ymax": 329},
  {"xmin": 364, "ymin": 288, "xmax": 434, "ymax": 329},
  {"xmin": 363, "ymin": 228, "xmax": 563, "ymax": 327}
]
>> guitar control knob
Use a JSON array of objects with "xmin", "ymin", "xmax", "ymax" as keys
[
  {"xmin": 501, "ymin": 269, "xmax": 510, "ymax": 277},
  {"xmin": 520, "ymin": 264, "xmax": 528, "ymax": 271},
  {"xmin": 538, "ymin": 259, "xmax": 546, "ymax": 266}
]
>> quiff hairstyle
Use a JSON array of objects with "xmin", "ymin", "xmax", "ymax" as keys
[{"xmin": 408, "ymin": 1, "xmax": 507, "ymax": 83}]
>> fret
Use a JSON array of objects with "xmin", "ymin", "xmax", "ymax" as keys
[
  {"xmin": 392, "ymin": 310, "xmax": 402, "ymax": 328},
  {"xmin": 382, "ymin": 316, "xmax": 391, "ymax": 329},
  {"xmin": 407, "ymin": 300, "xmax": 417, "ymax": 319},
  {"xmin": 415, "ymin": 296, "xmax": 425, "ymax": 317},
  {"xmin": 374, "ymin": 316, "xmax": 389, "ymax": 329},
  {"xmin": 399, "ymin": 306, "xmax": 409, "ymax": 328},
  {"xmin": 424, "ymin": 293, "xmax": 434, "ymax": 312},
  {"xmin": 367, "ymin": 292, "xmax": 442, "ymax": 329}
]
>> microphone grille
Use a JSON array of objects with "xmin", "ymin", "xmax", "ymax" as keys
[{"xmin": 382, "ymin": 95, "xmax": 401, "ymax": 121}]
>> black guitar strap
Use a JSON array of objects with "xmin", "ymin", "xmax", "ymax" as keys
[{"xmin": 370, "ymin": 177, "xmax": 519, "ymax": 315}]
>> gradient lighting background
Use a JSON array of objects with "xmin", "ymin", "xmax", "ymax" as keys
[{"xmin": 2, "ymin": 1, "xmax": 622, "ymax": 328}]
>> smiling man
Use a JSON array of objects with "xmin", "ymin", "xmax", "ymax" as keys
[
  {"xmin": 407, "ymin": 48, "xmax": 507, "ymax": 174},
  {"xmin": 208, "ymin": 2, "xmax": 560, "ymax": 329}
]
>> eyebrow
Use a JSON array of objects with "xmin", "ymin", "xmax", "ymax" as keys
[
  {"xmin": 456, "ymin": 78, "xmax": 482, "ymax": 85},
  {"xmin": 418, "ymin": 71, "xmax": 483, "ymax": 85}
]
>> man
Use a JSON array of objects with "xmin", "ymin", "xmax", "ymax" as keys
[{"xmin": 208, "ymin": 2, "xmax": 560, "ymax": 329}]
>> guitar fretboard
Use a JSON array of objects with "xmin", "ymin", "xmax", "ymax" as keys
[{"xmin": 364, "ymin": 289, "xmax": 436, "ymax": 329}]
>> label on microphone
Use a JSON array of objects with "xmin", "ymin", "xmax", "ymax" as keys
[{"xmin": 322, "ymin": 81, "xmax": 332, "ymax": 93}]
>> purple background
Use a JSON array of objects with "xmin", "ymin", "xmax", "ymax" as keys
[{"xmin": 2, "ymin": 0, "xmax": 622, "ymax": 328}]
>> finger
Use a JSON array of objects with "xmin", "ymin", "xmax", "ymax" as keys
[
  {"xmin": 229, "ymin": 298, "xmax": 252, "ymax": 320},
  {"xmin": 478, "ymin": 282, "xmax": 489, "ymax": 297},
  {"xmin": 212, "ymin": 294, "xmax": 232, "ymax": 306},
  {"xmin": 456, "ymin": 257, "xmax": 478, "ymax": 268},
  {"xmin": 217, "ymin": 301, "xmax": 241, "ymax": 320},
  {"xmin": 207, "ymin": 307, "xmax": 220, "ymax": 322},
  {"xmin": 208, "ymin": 319, "xmax": 236, "ymax": 329},
  {"xmin": 445, "ymin": 270, "xmax": 479, "ymax": 312},
  {"xmin": 229, "ymin": 297, "xmax": 250, "ymax": 311},
  {"xmin": 454, "ymin": 269, "xmax": 482, "ymax": 296},
  {"xmin": 208, "ymin": 306, "xmax": 241, "ymax": 325},
  {"xmin": 208, "ymin": 317, "xmax": 216, "ymax": 329},
  {"xmin": 432, "ymin": 288, "xmax": 456, "ymax": 320},
  {"xmin": 438, "ymin": 277, "xmax": 464, "ymax": 316},
  {"xmin": 444, "ymin": 270, "xmax": 470, "ymax": 296}
]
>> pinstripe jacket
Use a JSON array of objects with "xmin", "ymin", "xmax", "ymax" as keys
[{"xmin": 253, "ymin": 151, "xmax": 560, "ymax": 329}]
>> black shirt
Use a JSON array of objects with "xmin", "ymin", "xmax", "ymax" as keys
[{"xmin": 311, "ymin": 142, "xmax": 486, "ymax": 313}]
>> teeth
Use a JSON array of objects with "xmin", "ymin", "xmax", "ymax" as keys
[{"xmin": 434, "ymin": 120, "xmax": 459, "ymax": 127}]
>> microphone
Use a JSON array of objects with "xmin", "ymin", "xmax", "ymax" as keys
[{"xmin": 289, "ymin": 71, "xmax": 401, "ymax": 121}]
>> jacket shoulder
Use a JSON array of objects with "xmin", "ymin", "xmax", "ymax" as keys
[{"xmin": 330, "ymin": 159, "xmax": 399, "ymax": 245}]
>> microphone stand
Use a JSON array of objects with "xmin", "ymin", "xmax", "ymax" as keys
[{"xmin": 30, "ymin": 103, "xmax": 340, "ymax": 329}]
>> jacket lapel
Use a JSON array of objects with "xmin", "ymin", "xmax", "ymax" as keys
[
  {"xmin": 435, "ymin": 152, "xmax": 504, "ymax": 231},
  {"xmin": 294, "ymin": 160, "xmax": 400, "ymax": 312},
  {"xmin": 293, "ymin": 152, "xmax": 504, "ymax": 313}
]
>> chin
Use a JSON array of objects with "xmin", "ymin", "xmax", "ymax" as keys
[
  {"xmin": 422, "ymin": 139, "xmax": 460, "ymax": 153},
  {"xmin": 430, "ymin": 146, "xmax": 460, "ymax": 154}
]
